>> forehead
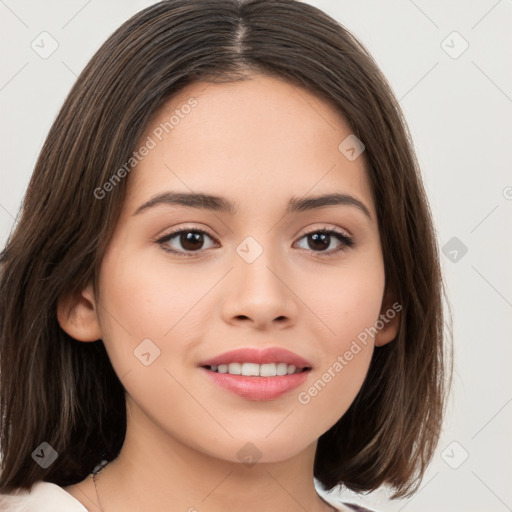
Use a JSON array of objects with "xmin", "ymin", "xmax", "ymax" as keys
[{"xmin": 123, "ymin": 74, "xmax": 374, "ymax": 219}]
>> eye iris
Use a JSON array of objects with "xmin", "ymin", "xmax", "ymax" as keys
[
  {"xmin": 309, "ymin": 232, "xmax": 330, "ymax": 251},
  {"xmin": 181, "ymin": 231, "xmax": 204, "ymax": 251}
]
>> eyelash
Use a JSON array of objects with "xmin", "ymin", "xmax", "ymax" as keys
[{"xmin": 155, "ymin": 226, "xmax": 355, "ymax": 258}]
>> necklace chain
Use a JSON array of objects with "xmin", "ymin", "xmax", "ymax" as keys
[
  {"xmin": 91, "ymin": 462, "xmax": 336, "ymax": 512},
  {"xmin": 92, "ymin": 461, "xmax": 107, "ymax": 512}
]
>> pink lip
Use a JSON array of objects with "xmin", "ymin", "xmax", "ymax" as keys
[
  {"xmin": 198, "ymin": 347, "xmax": 313, "ymax": 369},
  {"xmin": 200, "ymin": 367, "xmax": 310, "ymax": 401}
]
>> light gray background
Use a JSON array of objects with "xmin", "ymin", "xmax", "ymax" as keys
[{"xmin": 1, "ymin": 1, "xmax": 511, "ymax": 511}]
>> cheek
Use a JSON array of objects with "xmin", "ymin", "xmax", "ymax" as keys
[
  {"xmin": 95, "ymin": 242, "xmax": 213, "ymax": 373},
  {"xmin": 293, "ymin": 254, "xmax": 384, "ymax": 423},
  {"xmin": 95, "ymin": 243, "xmax": 166, "ymax": 371},
  {"xmin": 99, "ymin": 236, "xmax": 184, "ymax": 326},
  {"xmin": 296, "ymin": 289, "xmax": 378, "ymax": 432},
  {"xmin": 302, "ymin": 249, "xmax": 385, "ymax": 349}
]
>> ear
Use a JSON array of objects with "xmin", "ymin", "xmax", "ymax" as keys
[
  {"xmin": 374, "ymin": 287, "xmax": 401, "ymax": 347},
  {"xmin": 57, "ymin": 281, "xmax": 102, "ymax": 342}
]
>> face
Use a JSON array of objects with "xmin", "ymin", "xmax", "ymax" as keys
[{"xmin": 63, "ymin": 74, "xmax": 398, "ymax": 465}]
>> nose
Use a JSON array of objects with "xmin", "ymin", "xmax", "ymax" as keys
[{"xmin": 222, "ymin": 242, "xmax": 298, "ymax": 330}]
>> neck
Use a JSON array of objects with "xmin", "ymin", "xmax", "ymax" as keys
[{"xmin": 92, "ymin": 398, "xmax": 335, "ymax": 512}]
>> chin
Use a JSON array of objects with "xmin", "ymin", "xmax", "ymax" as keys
[{"xmin": 219, "ymin": 436, "xmax": 315, "ymax": 466}]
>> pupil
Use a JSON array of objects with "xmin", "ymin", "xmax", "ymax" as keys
[
  {"xmin": 309, "ymin": 233, "xmax": 329, "ymax": 251},
  {"xmin": 182, "ymin": 231, "xmax": 203, "ymax": 251}
]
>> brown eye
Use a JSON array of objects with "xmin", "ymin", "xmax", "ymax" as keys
[
  {"xmin": 156, "ymin": 228, "xmax": 217, "ymax": 256},
  {"xmin": 295, "ymin": 228, "xmax": 354, "ymax": 257},
  {"xmin": 176, "ymin": 231, "xmax": 205, "ymax": 251}
]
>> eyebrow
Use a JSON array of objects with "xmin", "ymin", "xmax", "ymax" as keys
[{"xmin": 133, "ymin": 191, "xmax": 372, "ymax": 221}]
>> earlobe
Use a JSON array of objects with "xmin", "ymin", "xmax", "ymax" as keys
[
  {"xmin": 374, "ymin": 292, "xmax": 401, "ymax": 347},
  {"xmin": 57, "ymin": 281, "xmax": 102, "ymax": 342}
]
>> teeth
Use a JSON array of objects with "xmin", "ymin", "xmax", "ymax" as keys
[
  {"xmin": 227, "ymin": 362, "xmax": 241, "ymax": 374},
  {"xmin": 276, "ymin": 362, "xmax": 288, "ymax": 376},
  {"xmin": 259, "ymin": 363, "xmax": 276, "ymax": 377},
  {"xmin": 208, "ymin": 362, "xmax": 304, "ymax": 376},
  {"xmin": 242, "ymin": 362, "xmax": 260, "ymax": 376}
]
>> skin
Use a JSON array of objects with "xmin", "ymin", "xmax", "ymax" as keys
[{"xmin": 59, "ymin": 74, "xmax": 399, "ymax": 512}]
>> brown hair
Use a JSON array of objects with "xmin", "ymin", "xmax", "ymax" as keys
[{"xmin": 0, "ymin": 0, "xmax": 452, "ymax": 499}]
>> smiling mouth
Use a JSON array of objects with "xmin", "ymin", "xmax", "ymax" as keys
[{"xmin": 202, "ymin": 362, "xmax": 311, "ymax": 377}]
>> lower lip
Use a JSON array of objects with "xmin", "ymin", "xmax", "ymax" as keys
[{"xmin": 200, "ymin": 367, "xmax": 310, "ymax": 401}]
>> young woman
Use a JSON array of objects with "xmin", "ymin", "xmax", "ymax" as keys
[{"xmin": 0, "ymin": 1, "xmax": 452, "ymax": 511}]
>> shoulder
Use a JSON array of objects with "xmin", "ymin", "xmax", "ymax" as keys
[
  {"xmin": 323, "ymin": 497, "xmax": 379, "ymax": 512},
  {"xmin": 341, "ymin": 503, "xmax": 378, "ymax": 512},
  {"xmin": 0, "ymin": 481, "xmax": 89, "ymax": 512}
]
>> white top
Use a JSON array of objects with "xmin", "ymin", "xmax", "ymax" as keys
[
  {"xmin": 0, "ymin": 481, "xmax": 89, "ymax": 512},
  {"xmin": 0, "ymin": 481, "xmax": 373, "ymax": 512}
]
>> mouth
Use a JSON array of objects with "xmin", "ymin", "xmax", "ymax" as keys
[{"xmin": 198, "ymin": 347, "xmax": 313, "ymax": 400}]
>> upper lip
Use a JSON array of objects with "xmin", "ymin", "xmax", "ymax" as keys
[{"xmin": 199, "ymin": 347, "xmax": 313, "ymax": 369}]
